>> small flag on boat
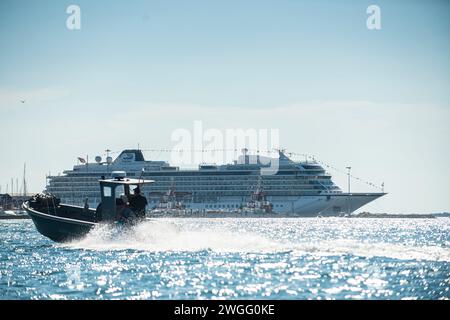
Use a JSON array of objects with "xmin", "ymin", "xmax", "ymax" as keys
[{"xmin": 78, "ymin": 157, "xmax": 86, "ymax": 164}]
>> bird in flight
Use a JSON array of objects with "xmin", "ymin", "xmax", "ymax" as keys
[{"xmin": 20, "ymin": 99, "xmax": 26, "ymax": 103}]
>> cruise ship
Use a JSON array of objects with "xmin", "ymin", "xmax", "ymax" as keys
[{"xmin": 45, "ymin": 149, "xmax": 385, "ymax": 216}]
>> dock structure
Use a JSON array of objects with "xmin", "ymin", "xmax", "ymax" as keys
[
  {"xmin": 0, "ymin": 214, "xmax": 30, "ymax": 220},
  {"xmin": 1, "ymin": 193, "xmax": 34, "ymax": 210}
]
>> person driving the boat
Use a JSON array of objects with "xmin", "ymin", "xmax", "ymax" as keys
[
  {"xmin": 116, "ymin": 194, "xmax": 136, "ymax": 224},
  {"xmin": 129, "ymin": 187, "xmax": 148, "ymax": 220}
]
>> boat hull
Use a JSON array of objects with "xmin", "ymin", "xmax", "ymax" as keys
[
  {"xmin": 287, "ymin": 193, "xmax": 386, "ymax": 216},
  {"xmin": 23, "ymin": 202, "xmax": 95, "ymax": 242},
  {"xmin": 160, "ymin": 193, "xmax": 386, "ymax": 217}
]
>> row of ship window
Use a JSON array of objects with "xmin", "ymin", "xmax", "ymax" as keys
[
  {"xmin": 182, "ymin": 204, "xmax": 286, "ymax": 209},
  {"xmin": 49, "ymin": 184, "xmax": 332, "ymax": 190},
  {"xmin": 51, "ymin": 175, "xmax": 329, "ymax": 183},
  {"xmin": 49, "ymin": 180, "xmax": 335, "ymax": 188},
  {"xmin": 48, "ymin": 186, "xmax": 326, "ymax": 194}
]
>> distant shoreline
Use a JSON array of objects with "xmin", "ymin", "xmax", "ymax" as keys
[
  {"xmin": 0, "ymin": 214, "xmax": 31, "ymax": 220},
  {"xmin": 147, "ymin": 212, "xmax": 448, "ymax": 219},
  {"xmin": 350, "ymin": 212, "xmax": 436, "ymax": 219},
  {"xmin": 1, "ymin": 212, "xmax": 448, "ymax": 220}
]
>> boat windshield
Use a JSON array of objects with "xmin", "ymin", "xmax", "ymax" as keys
[
  {"xmin": 115, "ymin": 185, "xmax": 125, "ymax": 199},
  {"xmin": 103, "ymin": 186, "xmax": 112, "ymax": 197}
]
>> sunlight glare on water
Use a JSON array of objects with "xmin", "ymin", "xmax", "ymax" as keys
[{"xmin": 1, "ymin": 218, "xmax": 449, "ymax": 299}]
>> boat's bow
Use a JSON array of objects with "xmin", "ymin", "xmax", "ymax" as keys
[{"xmin": 23, "ymin": 201, "xmax": 96, "ymax": 242}]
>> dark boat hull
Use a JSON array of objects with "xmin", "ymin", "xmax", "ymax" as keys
[{"xmin": 23, "ymin": 202, "xmax": 96, "ymax": 242}]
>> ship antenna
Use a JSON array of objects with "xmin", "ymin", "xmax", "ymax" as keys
[{"xmin": 139, "ymin": 168, "xmax": 145, "ymax": 187}]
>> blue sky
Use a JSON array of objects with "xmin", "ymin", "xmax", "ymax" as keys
[{"xmin": 0, "ymin": 0, "xmax": 449, "ymax": 213}]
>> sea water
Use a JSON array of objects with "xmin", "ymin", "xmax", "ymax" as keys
[{"xmin": 0, "ymin": 218, "xmax": 449, "ymax": 299}]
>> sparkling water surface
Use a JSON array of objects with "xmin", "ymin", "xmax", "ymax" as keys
[{"xmin": 1, "ymin": 218, "xmax": 449, "ymax": 300}]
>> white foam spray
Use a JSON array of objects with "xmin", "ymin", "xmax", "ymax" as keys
[{"xmin": 62, "ymin": 219, "xmax": 450, "ymax": 262}]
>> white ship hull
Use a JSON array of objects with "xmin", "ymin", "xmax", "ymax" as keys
[
  {"xmin": 165, "ymin": 193, "xmax": 384, "ymax": 216},
  {"xmin": 291, "ymin": 193, "xmax": 384, "ymax": 216},
  {"xmin": 60, "ymin": 193, "xmax": 384, "ymax": 217}
]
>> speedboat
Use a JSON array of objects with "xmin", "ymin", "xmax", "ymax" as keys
[{"xmin": 23, "ymin": 171, "xmax": 154, "ymax": 242}]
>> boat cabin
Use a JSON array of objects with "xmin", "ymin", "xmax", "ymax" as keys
[{"xmin": 99, "ymin": 171, "xmax": 154, "ymax": 222}]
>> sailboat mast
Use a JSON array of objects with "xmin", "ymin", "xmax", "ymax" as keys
[{"xmin": 23, "ymin": 163, "xmax": 27, "ymax": 196}]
